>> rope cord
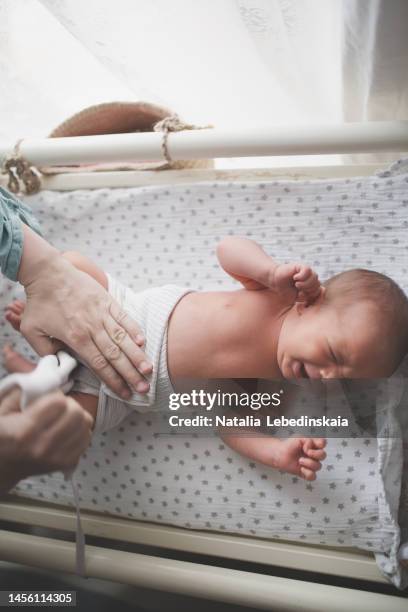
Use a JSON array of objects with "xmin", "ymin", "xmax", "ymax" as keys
[
  {"xmin": 1, "ymin": 139, "xmax": 42, "ymax": 195},
  {"xmin": 153, "ymin": 114, "xmax": 213, "ymax": 163}
]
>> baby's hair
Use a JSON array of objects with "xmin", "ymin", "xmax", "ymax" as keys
[{"xmin": 322, "ymin": 268, "xmax": 408, "ymax": 371}]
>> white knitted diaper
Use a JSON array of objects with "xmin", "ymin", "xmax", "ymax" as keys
[{"xmin": 71, "ymin": 275, "xmax": 192, "ymax": 433}]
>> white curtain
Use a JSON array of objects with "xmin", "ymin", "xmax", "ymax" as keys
[
  {"xmin": 0, "ymin": 0, "xmax": 406, "ymax": 167},
  {"xmin": 341, "ymin": 0, "xmax": 408, "ymax": 164}
]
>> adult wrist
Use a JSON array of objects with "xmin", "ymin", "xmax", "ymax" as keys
[{"xmin": 17, "ymin": 224, "xmax": 60, "ymax": 287}]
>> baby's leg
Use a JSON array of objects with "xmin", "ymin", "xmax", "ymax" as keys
[
  {"xmin": 3, "ymin": 343, "xmax": 35, "ymax": 373},
  {"xmin": 2, "ymin": 345, "xmax": 98, "ymax": 428}
]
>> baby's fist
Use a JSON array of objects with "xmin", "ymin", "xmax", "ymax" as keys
[
  {"xmin": 299, "ymin": 438, "xmax": 327, "ymax": 480},
  {"xmin": 272, "ymin": 262, "xmax": 323, "ymax": 306},
  {"xmin": 293, "ymin": 265, "xmax": 324, "ymax": 305}
]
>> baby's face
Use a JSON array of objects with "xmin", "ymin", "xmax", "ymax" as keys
[{"xmin": 277, "ymin": 301, "xmax": 394, "ymax": 379}]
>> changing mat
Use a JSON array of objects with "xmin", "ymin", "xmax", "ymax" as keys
[{"xmin": 1, "ymin": 157, "xmax": 408, "ymax": 588}]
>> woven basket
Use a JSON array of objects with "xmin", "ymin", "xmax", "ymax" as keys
[{"xmin": 42, "ymin": 101, "xmax": 213, "ymax": 173}]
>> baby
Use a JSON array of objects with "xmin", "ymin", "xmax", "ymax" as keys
[{"xmin": 4, "ymin": 237, "xmax": 408, "ymax": 481}]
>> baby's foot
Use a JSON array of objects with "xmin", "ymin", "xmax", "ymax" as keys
[
  {"xmin": 5, "ymin": 299, "xmax": 25, "ymax": 332},
  {"xmin": 278, "ymin": 437, "xmax": 327, "ymax": 481},
  {"xmin": 3, "ymin": 344, "xmax": 35, "ymax": 374}
]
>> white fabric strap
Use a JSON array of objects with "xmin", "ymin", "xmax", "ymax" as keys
[{"xmin": 68, "ymin": 473, "xmax": 86, "ymax": 576}]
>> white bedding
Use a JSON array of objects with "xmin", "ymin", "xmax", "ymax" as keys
[{"xmin": 1, "ymin": 158, "xmax": 407, "ymax": 588}]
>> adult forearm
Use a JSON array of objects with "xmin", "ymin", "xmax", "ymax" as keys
[
  {"xmin": 0, "ymin": 187, "xmax": 43, "ymax": 281},
  {"xmin": 17, "ymin": 224, "xmax": 59, "ymax": 287}
]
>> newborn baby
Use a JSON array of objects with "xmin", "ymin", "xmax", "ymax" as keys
[{"xmin": 4, "ymin": 237, "xmax": 408, "ymax": 480}]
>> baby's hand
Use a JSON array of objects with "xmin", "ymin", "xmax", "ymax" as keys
[
  {"xmin": 272, "ymin": 263, "xmax": 324, "ymax": 306},
  {"xmin": 277, "ymin": 437, "xmax": 327, "ymax": 481}
]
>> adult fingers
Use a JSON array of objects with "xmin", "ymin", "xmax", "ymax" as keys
[
  {"xmin": 103, "ymin": 315, "xmax": 152, "ymax": 375},
  {"xmin": 44, "ymin": 402, "xmax": 92, "ymax": 458},
  {"xmin": 0, "ymin": 388, "xmax": 22, "ymax": 415},
  {"xmin": 27, "ymin": 396, "xmax": 92, "ymax": 471},
  {"xmin": 77, "ymin": 337, "xmax": 132, "ymax": 399},
  {"xmin": 92, "ymin": 326, "xmax": 150, "ymax": 395},
  {"xmin": 109, "ymin": 300, "xmax": 145, "ymax": 346},
  {"xmin": 26, "ymin": 392, "xmax": 72, "ymax": 430},
  {"xmin": 55, "ymin": 426, "xmax": 92, "ymax": 470}
]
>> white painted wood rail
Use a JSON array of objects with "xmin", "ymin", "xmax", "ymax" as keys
[{"xmin": 0, "ymin": 121, "xmax": 407, "ymax": 166}]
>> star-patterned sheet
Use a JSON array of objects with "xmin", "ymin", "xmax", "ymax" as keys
[{"xmin": 1, "ymin": 158, "xmax": 407, "ymax": 588}]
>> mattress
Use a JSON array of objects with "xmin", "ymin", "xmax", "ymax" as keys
[{"xmin": 1, "ymin": 157, "xmax": 407, "ymax": 588}]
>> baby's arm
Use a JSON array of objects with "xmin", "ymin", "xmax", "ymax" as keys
[
  {"xmin": 217, "ymin": 236, "xmax": 323, "ymax": 304},
  {"xmin": 216, "ymin": 237, "xmax": 278, "ymax": 290}
]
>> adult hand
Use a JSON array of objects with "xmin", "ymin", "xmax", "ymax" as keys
[
  {"xmin": 17, "ymin": 226, "xmax": 151, "ymax": 399},
  {"xmin": 0, "ymin": 388, "xmax": 93, "ymax": 496}
]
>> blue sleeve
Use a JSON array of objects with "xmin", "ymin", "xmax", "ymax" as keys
[{"xmin": 0, "ymin": 186, "xmax": 43, "ymax": 281}]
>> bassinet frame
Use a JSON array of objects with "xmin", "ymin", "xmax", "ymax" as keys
[{"xmin": 0, "ymin": 158, "xmax": 407, "ymax": 610}]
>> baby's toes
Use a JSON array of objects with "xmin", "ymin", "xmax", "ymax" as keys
[
  {"xmin": 5, "ymin": 311, "xmax": 22, "ymax": 331},
  {"xmin": 13, "ymin": 300, "xmax": 25, "ymax": 313},
  {"xmin": 2, "ymin": 344, "xmax": 35, "ymax": 374},
  {"xmin": 5, "ymin": 303, "xmax": 19, "ymax": 316}
]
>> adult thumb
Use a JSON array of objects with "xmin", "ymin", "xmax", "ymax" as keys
[{"xmin": 23, "ymin": 330, "xmax": 64, "ymax": 356}]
